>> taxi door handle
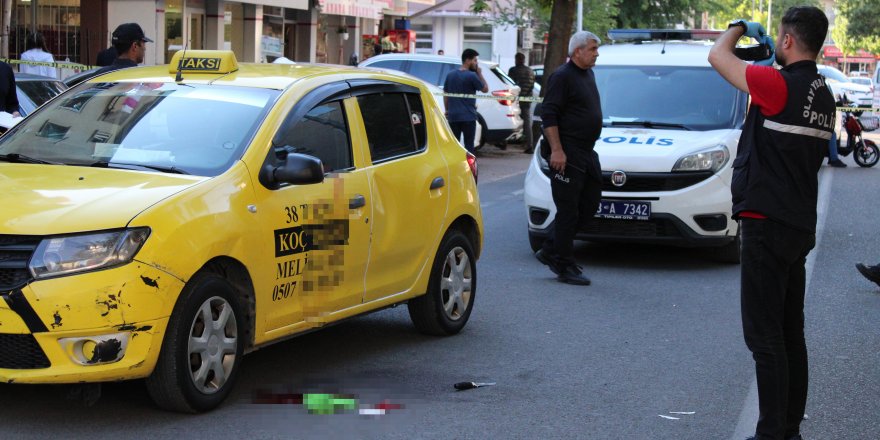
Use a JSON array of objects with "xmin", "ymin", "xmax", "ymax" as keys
[
  {"xmin": 349, "ymin": 194, "xmax": 366, "ymax": 209},
  {"xmin": 430, "ymin": 177, "xmax": 445, "ymax": 190}
]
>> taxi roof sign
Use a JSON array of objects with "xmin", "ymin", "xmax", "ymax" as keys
[
  {"xmin": 169, "ymin": 50, "xmax": 238, "ymax": 75},
  {"xmin": 608, "ymin": 29, "xmax": 722, "ymax": 42}
]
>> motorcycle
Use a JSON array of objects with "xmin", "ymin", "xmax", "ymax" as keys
[{"xmin": 836, "ymin": 96, "xmax": 879, "ymax": 168}]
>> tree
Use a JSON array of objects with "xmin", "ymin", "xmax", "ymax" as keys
[
  {"xmin": 837, "ymin": 0, "xmax": 880, "ymax": 42},
  {"xmin": 542, "ymin": 0, "xmax": 578, "ymax": 87}
]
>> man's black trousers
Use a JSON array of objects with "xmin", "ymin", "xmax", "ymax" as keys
[
  {"xmin": 449, "ymin": 120, "xmax": 477, "ymax": 153},
  {"xmin": 542, "ymin": 165, "xmax": 601, "ymax": 265},
  {"xmin": 740, "ymin": 218, "xmax": 815, "ymax": 440}
]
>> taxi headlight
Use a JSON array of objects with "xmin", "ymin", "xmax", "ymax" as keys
[
  {"xmin": 672, "ymin": 146, "xmax": 730, "ymax": 173},
  {"xmin": 29, "ymin": 228, "xmax": 150, "ymax": 279}
]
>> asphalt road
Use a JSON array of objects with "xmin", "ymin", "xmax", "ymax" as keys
[{"xmin": 0, "ymin": 144, "xmax": 877, "ymax": 439}]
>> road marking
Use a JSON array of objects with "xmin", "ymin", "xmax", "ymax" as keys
[{"xmin": 729, "ymin": 166, "xmax": 833, "ymax": 439}]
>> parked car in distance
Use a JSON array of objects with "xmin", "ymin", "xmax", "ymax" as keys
[
  {"xmin": 359, "ymin": 53, "xmax": 523, "ymax": 150},
  {"xmin": 818, "ymin": 64, "xmax": 872, "ymax": 107}
]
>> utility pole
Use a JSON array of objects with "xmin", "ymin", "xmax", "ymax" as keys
[
  {"xmin": 577, "ymin": 0, "xmax": 583, "ymax": 32},
  {"xmin": 767, "ymin": 0, "xmax": 772, "ymax": 33}
]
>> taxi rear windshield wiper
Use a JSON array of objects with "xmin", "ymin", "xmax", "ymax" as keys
[
  {"xmin": 90, "ymin": 161, "xmax": 190, "ymax": 175},
  {"xmin": 607, "ymin": 120, "xmax": 691, "ymax": 131},
  {"xmin": 0, "ymin": 153, "xmax": 65, "ymax": 165}
]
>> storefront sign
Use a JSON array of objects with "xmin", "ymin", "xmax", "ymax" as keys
[{"xmin": 319, "ymin": 0, "xmax": 387, "ymax": 19}]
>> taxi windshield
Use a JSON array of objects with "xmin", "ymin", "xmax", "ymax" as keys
[
  {"xmin": 595, "ymin": 66, "xmax": 745, "ymax": 131},
  {"xmin": 0, "ymin": 82, "xmax": 279, "ymax": 176}
]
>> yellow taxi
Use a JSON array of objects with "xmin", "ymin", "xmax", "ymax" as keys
[{"xmin": 0, "ymin": 50, "xmax": 482, "ymax": 412}]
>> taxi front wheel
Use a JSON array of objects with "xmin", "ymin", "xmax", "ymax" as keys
[
  {"xmin": 408, "ymin": 230, "xmax": 476, "ymax": 336},
  {"xmin": 146, "ymin": 273, "xmax": 245, "ymax": 413}
]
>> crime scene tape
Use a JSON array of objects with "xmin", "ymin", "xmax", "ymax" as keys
[
  {"xmin": 434, "ymin": 92, "xmax": 544, "ymax": 103},
  {"xmin": 435, "ymin": 92, "xmax": 880, "ymax": 111},
  {"xmin": 837, "ymin": 106, "xmax": 880, "ymax": 113},
  {"xmin": 0, "ymin": 58, "xmax": 96, "ymax": 70}
]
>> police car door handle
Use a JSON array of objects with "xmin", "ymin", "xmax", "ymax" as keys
[
  {"xmin": 349, "ymin": 194, "xmax": 366, "ymax": 209},
  {"xmin": 430, "ymin": 177, "xmax": 445, "ymax": 190}
]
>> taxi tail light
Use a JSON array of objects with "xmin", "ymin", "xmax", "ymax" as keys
[
  {"xmin": 466, "ymin": 152, "xmax": 478, "ymax": 183},
  {"xmin": 492, "ymin": 90, "xmax": 513, "ymax": 106}
]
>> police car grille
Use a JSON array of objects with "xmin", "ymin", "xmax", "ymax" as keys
[
  {"xmin": 602, "ymin": 171, "xmax": 713, "ymax": 192},
  {"xmin": 0, "ymin": 235, "xmax": 40, "ymax": 291},
  {"xmin": 0, "ymin": 334, "xmax": 51, "ymax": 369},
  {"xmin": 583, "ymin": 218, "xmax": 682, "ymax": 238}
]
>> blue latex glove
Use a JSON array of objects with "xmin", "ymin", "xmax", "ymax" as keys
[
  {"xmin": 730, "ymin": 19, "xmax": 766, "ymax": 39},
  {"xmin": 754, "ymin": 35, "xmax": 776, "ymax": 66}
]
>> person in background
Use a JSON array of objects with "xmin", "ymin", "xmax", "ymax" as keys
[
  {"xmin": 95, "ymin": 45, "xmax": 118, "ymax": 67},
  {"xmin": 92, "ymin": 23, "xmax": 153, "ymax": 76},
  {"xmin": 827, "ymin": 131, "xmax": 846, "ymax": 167},
  {"xmin": 508, "ymin": 52, "xmax": 536, "ymax": 153},
  {"xmin": 443, "ymin": 48, "xmax": 488, "ymax": 154},
  {"xmin": 437, "ymin": 49, "xmax": 445, "ymax": 56},
  {"xmin": 0, "ymin": 60, "xmax": 20, "ymax": 116},
  {"xmin": 20, "ymin": 33, "xmax": 57, "ymax": 78}
]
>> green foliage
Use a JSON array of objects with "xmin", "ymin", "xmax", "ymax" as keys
[{"xmin": 837, "ymin": 0, "xmax": 880, "ymax": 52}]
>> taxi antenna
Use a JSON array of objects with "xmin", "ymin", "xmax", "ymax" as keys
[{"xmin": 175, "ymin": 41, "xmax": 189, "ymax": 82}]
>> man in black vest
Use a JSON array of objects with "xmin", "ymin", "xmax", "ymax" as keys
[{"xmin": 709, "ymin": 6, "xmax": 834, "ymax": 440}]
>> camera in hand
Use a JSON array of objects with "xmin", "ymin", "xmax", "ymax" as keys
[{"xmin": 734, "ymin": 43, "xmax": 773, "ymax": 61}]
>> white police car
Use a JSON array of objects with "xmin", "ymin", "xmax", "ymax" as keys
[{"xmin": 524, "ymin": 30, "xmax": 747, "ymax": 263}]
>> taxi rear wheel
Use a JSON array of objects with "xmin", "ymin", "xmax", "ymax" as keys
[
  {"xmin": 146, "ymin": 273, "xmax": 245, "ymax": 413},
  {"xmin": 408, "ymin": 230, "xmax": 476, "ymax": 335}
]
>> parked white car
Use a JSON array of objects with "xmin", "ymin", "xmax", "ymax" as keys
[
  {"xmin": 818, "ymin": 65, "xmax": 872, "ymax": 107},
  {"xmin": 360, "ymin": 53, "xmax": 523, "ymax": 150},
  {"xmin": 524, "ymin": 31, "xmax": 749, "ymax": 263}
]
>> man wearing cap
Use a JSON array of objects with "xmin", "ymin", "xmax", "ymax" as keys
[{"xmin": 93, "ymin": 23, "xmax": 153, "ymax": 76}]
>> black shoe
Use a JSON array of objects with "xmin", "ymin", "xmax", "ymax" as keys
[
  {"xmin": 828, "ymin": 159, "xmax": 847, "ymax": 167},
  {"xmin": 535, "ymin": 249, "xmax": 563, "ymax": 275},
  {"xmin": 745, "ymin": 434, "xmax": 804, "ymax": 440},
  {"xmin": 856, "ymin": 263, "xmax": 880, "ymax": 286},
  {"xmin": 558, "ymin": 264, "xmax": 591, "ymax": 286},
  {"xmin": 523, "ymin": 148, "xmax": 534, "ymax": 154}
]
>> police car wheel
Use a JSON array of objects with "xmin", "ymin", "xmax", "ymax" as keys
[
  {"xmin": 146, "ymin": 273, "xmax": 245, "ymax": 413},
  {"xmin": 408, "ymin": 230, "xmax": 476, "ymax": 336}
]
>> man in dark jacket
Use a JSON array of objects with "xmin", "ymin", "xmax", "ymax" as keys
[
  {"xmin": 534, "ymin": 31, "xmax": 602, "ymax": 286},
  {"xmin": 95, "ymin": 46, "xmax": 117, "ymax": 67},
  {"xmin": 709, "ymin": 6, "xmax": 833, "ymax": 440},
  {"xmin": 508, "ymin": 52, "xmax": 536, "ymax": 153},
  {"xmin": 93, "ymin": 23, "xmax": 153, "ymax": 77},
  {"xmin": 0, "ymin": 61, "xmax": 20, "ymax": 116}
]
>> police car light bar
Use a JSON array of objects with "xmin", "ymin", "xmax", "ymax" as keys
[{"xmin": 607, "ymin": 29, "xmax": 723, "ymax": 42}]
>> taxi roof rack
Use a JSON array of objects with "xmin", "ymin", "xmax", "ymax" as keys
[{"xmin": 607, "ymin": 29, "xmax": 723, "ymax": 43}]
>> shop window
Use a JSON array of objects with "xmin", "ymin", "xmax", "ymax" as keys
[
  {"xmin": 463, "ymin": 19, "xmax": 492, "ymax": 60},
  {"xmin": 412, "ymin": 21, "xmax": 433, "ymax": 55}
]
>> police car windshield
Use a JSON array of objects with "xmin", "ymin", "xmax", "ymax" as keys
[
  {"xmin": 0, "ymin": 82, "xmax": 278, "ymax": 177},
  {"xmin": 595, "ymin": 66, "xmax": 744, "ymax": 131}
]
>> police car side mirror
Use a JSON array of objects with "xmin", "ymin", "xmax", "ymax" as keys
[{"xmin": 269, "ymin": 152, "xmax": 324, "ymax": 187}]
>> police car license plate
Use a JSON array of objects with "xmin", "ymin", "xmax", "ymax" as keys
[{"xmin": 595, "ymin": 200, "xmax": 651, "ymax": 221}]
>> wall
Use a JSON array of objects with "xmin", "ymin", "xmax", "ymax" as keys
[{"xmin": 107, "ymin": 0, "xmax": 162, "ymax": 65}]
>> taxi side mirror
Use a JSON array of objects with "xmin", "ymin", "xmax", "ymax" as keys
[{"xmin": 268, "ymin": 152, "xmax": 324, "ymax": 186}]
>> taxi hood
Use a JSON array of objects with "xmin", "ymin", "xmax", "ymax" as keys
[
  {"xmin": 595, "ymin": 127, "xmax": 740, "ymax": 172},
  {"xmin": 0, "ymin": 164, "xmax": 205, "ymax": 235}
]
